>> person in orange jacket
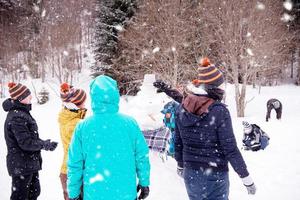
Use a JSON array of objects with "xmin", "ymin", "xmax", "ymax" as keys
[{"xmin": 58, "ymin": 83, "xmax": 87, "ymax": 200}]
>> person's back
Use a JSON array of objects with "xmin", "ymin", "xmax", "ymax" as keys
[
  {"xmin": 58, "ymin": 83, "xmax": 87, "ymax": 200},
  {"xmin": 174, "ymin": 57, "xmax": 256, "ymax": 200},
  {"xmin": 67, "ymin": 75, "xmax": 150, "ymax": 200},
  {"xmin": 176, "ymin": 98, "xmax": 244, "ymax": 172},
  {"xmin": 266, "ymin": 98, "xmax": 282, "ymax": 121}
]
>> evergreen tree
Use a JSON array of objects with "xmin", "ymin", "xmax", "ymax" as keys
[{"xmin": 92, "ymin": 0, "xmax": 137, "ymax": 78}]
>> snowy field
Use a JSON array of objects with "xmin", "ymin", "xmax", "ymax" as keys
[{"xmin": 1, "ymin": 80, "xmax": 300, "ymax": 200}]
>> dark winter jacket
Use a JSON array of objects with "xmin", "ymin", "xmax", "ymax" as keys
[
  {"xmin": 174, "ymin": 95, "xmax": 249, "ymax": 178},
  {"xmin": 2, "ymin": 98, "xmax": 44, "ymax": 176}
]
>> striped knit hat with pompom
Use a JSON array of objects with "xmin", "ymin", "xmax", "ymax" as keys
[
  {"xmin": 60, "ymin": 83, "xmax": 87, "ymax": 107},
  {"xmin": 8, "ymin": 82, "xmax": 31, "ymax": 101},
  {"xmin": 192, "ymin": 57, "xmax": 224, "ymax": 89}
]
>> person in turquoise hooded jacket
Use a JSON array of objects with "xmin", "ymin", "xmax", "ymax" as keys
[{"xmin": 67, "ymin": 75, "xmax": 150, "ymax": 200}]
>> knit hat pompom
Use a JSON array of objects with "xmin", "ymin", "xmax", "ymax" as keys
[
  {"xmin": 60, "ymin": 83, "xmax": 70, "ymax": 93},
  {"xmin": 8, "ymin": 82, "xmax": 17, "ymax": 89},
  {"xmin": 192, "ymin": 79, "xmax": 201, "ymax": 86},
  {"xmin": 200, "ymin": 57, "xmax": 211, "ymax": 67}
]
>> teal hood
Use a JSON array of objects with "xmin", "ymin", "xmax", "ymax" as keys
[{"xmin": 90, "ymin": 75, "xmax": 120, "ymax": 114}]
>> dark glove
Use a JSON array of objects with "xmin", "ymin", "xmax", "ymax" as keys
[
  {"xmin": 43, "ymin": 139, "xmax": 58, "ymax": 151},
  {"xmin": 153, "ymin": 80, "xmax": 169, "ymax": 90},
  {"xmin": 177, "ymin": 166, "xmax": 184, "ymax": 178},
  {"xmin": 137, "ymin": 185, "xmax": 149, "ymax": 199},
  {"xmin": 69, "ymin": 197, "xmax": 81, "ymax": 200}
]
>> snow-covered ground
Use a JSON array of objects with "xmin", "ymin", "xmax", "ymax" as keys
[{"xmin": 1, "ymin": 77, "xmax": 300, "ymax": 200}]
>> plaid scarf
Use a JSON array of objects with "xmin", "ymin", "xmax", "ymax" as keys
[{"xmin": 142, "ymin": 127, "xmax": 170, "ymax": 153}]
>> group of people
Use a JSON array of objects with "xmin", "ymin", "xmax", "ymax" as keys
[
  {"xmin": 3, "ymin": 76, "xmax": 150, "ymax": 200},
  {"xmin": 3, "ymin": 57, "xmax": 262, "ymax": 200}
]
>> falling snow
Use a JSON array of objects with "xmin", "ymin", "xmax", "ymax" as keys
[
  {"xmin": 152, "ymin": 47, "xmax": 160, "ymax": 53},
  {"xmin": 89, "ymin": 174, "xmax": 104, "ymax": 184},
  {"xmin": 256, "ymin": 2, "xmax": 266, "ymax": 10},
  {"xmin": 41, "ymin": 9, "xmax": 46, "ymax": 18},
  {"xmin": 115, "ymin": 25, "xmax": 124, "ymax": 32},
  {"xmin": 63, "ymin": 51, "xmax": 69, "ymax": 56},
  {"xmin": 283, "ymin": 0, "xmax": 293, "ymax": 11},
  {"xmin": 246, "ymin": 48, "xmax": 254, "ymax": 56},
  {"xmin": 281, "ymin": 13, "xmax": 294, "ymax": 22}
]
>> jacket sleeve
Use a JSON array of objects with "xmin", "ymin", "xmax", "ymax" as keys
[
  {"xmin": 174, "ymin": 112, "xmax": 183, "ymax": 168},
  {"xmin": 216, "ymin": 106, "xmax": 249, "ymax": 178},
  {"xmin": 132, "ymin": 120, "xmax": 150, "ymax": 187},
  {"xmin": 162, "ymin": 88, "xmax": 183, "ymax": 103},
  {"xmin": 10, "ymin": 117, "xmax": 44, "ymax": 152},
  {"xmin": 67, "ymin": 122, "xmax": 84, "ymax": 199},
  {"xmin": 60, "ymin": 119, "xmax": 80, "ymax": 174}
]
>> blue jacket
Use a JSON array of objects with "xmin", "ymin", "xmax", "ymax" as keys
[
  {"xmin": 67, "ymin": 75, "xmax": 150, "ymax": 200},
  {"xmin": 175, "ymin": 98, "xmax": 249, "ymax": 178}
]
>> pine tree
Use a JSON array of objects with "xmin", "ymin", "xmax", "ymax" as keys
[
  {"xmin": 291, "ymin": 0, "xmax": 300, "ymax": 84},
  {"xmin": 92, "ymin": 0, "xmax": 137, "ymax": 77}
]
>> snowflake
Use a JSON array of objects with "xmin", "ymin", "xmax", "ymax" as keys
[
  {"xmin": 95, "ymin": 153, "xmax": 101, "ymax": 159},
  {"xmin": 283, "ymin": 0, "xmax": 293, "ymax": 11},
  {"xmin": 152, "ymin": 47, "xmax": 160, "ymax": 53},
  {"xmin": 89, "ymin": 174, "xmax": 104, "ymax": 184},
  {"xmin": 63, "ymin": 51, "xmax": 69, "ymax": 56},
  {"xmin": 281, "ymin": 13, "xmax": 294, "ymax": 22},
  {"xmin": 41, "ymin": 9, "xmax": 46, "ymax": 18},
  {"xmin": 115, "ymin": 25, "xmax": 124, "ymax": 31},
  {"xmin": 256, "ymin": 2, "xmax": 265, "ymax": 10},
  {"xmin": 33, "ymin": 4, "xmax": 40, "ymax": 13},
  {"xmin": 104, "ymin": 170, "xmax": 111, "ymax": 176},
  {"xmin": 246, "ymin": 48, "xmax": 254, "ymax": 56}
]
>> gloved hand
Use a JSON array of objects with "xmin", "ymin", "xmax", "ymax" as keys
[
  {"xmin": 242, "ymin": 175, "xmax": 256, "ymax": 195},
  {"xmin": 69, "ymin": 197, "xmax": 81, "ymax": 200},
  {"xmin": 153, "ymin": 80, "xmax": 169, "ymax": 90},
  {"xmin": 245, "ymin": 183, "xmax": 256, "ymax": 195},
  {"xmin": 137, "ymin": 185, "xmax": 149, "ymax": 199},
  {"xmin": 177, "ymin": 166, "xmax": 184, "ymax": 178},
  {"xmin": 43, "ymin": 139, "xmax": 58, "ymax": 151}
]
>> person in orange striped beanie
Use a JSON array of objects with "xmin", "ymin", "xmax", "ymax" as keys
[
  {"xmin": 3, "ymin": 82, "xmax": 58, "ymax": 200},
  {"xmin": 58, "ymin": 83, "xmax": 87, "ymax": 200},
  {"xmin": 175, "ymin": 58, "xmax": 256, "ymax": 199}
]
